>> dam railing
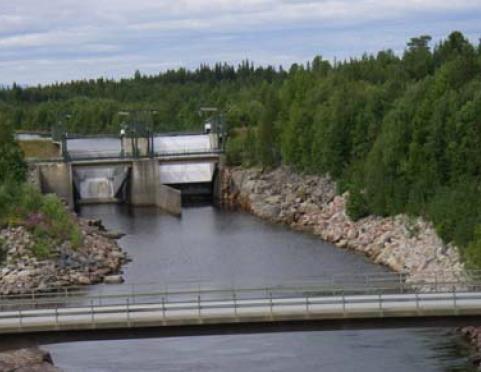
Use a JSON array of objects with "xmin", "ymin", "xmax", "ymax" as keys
[{"xmin": 63, "ymin": 148, "xmax": 223, "ymax": 162}]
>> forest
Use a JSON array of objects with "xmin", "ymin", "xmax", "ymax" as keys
[{"xmin": 1, "ymin": 31, "xmax": 481, "ymax": 265}]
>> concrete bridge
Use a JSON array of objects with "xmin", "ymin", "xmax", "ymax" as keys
[
  {"xmin": 0, "ymin": 272, "xmax": 480, "ymax": 336},
  {"xmin": 28, "ymin": 133, "xmax": 223, "ymax": 215}
]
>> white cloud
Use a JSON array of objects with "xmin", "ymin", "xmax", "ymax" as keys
[{"xmin": 0, "ymin": 0, "xmax": 480, "ymax": 85}]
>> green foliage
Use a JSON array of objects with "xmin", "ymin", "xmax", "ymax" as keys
[
  {"xmin": 225, "ymin": 135, "xmax": 244, "ymax": 166},
  {"xmin": 465, "ymin": 226, "xmax": 481, "ymax": 269},
  {"xmin": 40, "ymin": 194, "xmax": 82, "ymax": 246},
  {"xmin": 0, "ymin": 183, "xmax": 83, "ymax": 259},
  {"xmin": 428, "ymin": 181, "xmax": 481, "ymax": 249},
  {"xmin": 0, "ymin": 181, "xmax": 20, "ymax": 224},
  {"xmin": 256, "ymin": 84, "xmax": 279, "ymax": 168},
  {"xmin": 0, "ymin": 115, "xmax": 26, "ymax": 183},
  {"xmin": 19, "ymin": 185, "xmax": 45, "ymax": 212},
  {"xmin": 346, "ymin": 187, "xmax": 369, "ymax": 221},
  {"xmin": 31, "ymin": 237, "xmax": 52, "ymax": 260},
  {"xmin": 345, "ymin": 163, "xmax": 370, "ymax": 221},
  {"xmin": 2, "ymin": 31, "xmax": 481, "ymax": 265}
]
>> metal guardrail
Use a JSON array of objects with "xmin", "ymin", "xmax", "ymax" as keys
[
  {"xmin": 1, "ymin": 291, "xmax": 480, "ymax": 334},
  {"xmin": 64, "ymin": 149, "xmax": 223, "ymax": 162},
  {"xmin": 1, "ymin": 271, "xmax": 479, "ymax": 334},
  {"xmin": 0, "ymin": 270, "xmax": 474, "ymax": 311},
  {"xmin": 153, "ymin": 148, "xmax": 223, "ymax": 158}
]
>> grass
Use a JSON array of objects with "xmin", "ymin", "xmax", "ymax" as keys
[
  {"xmin": 0, "ymin": 183, "xmax": 83, "ymax": 260},
  {"xmin": 17, "ymin": 140, "xmax": 61, "ymax": 159}
]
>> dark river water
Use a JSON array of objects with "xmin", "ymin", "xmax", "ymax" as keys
[{"xmin": 37, "ymin": 204, "xmax": 475, "ymax": 371}]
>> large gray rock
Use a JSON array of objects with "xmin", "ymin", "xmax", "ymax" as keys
[
  {"xmin": 0, "ymin": 348, "xmax": 62, "ymax": 371},
  {"xmin": 103, "ymin": 275, "xmax": 124, "ymax": 284}
]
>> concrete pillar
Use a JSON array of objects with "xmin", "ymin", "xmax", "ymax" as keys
[
  {"xmin": 121, "ymin": 137, "xmax": 150, "ymax": 157},
  {"xmin": 156, "ymin": 184, "xmax": 182, "ymax": 216},
  {"xmin": 130, "ymin": 159, "xmax": 158, "ymax": 206},
  {"xmin": 37, "ymin": 162, "xmax": 74, "ymax": 209},
  {"xmin": 27, "ymin": 165, "xmax": 42, "ymax": 191},
  {"xmin": 130, "ymin": 159, "xmax": 181, "ymax": 215}
]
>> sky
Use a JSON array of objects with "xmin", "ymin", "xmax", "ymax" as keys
[{"xmin": 0, "ymin": 0, "xmax": 480, "ymax": 86}]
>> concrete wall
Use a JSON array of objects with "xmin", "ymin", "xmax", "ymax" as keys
[
  {"xmin": 130, "ymin": 159, "xmax": 181, "ymax": 215},
  {"xmin": 37, "ymin": 163, "xmax": 74, "ymax": 208},
  {"xmin": 130, "ymin": 159, "xmax": 158, "ymax": 206},
  {"xmin": 31, "ymin": 156, "xmax": 216, "ymax": 216},
  {"xmin": 27, "ymin": 165, "xmax": 42, "ymax": 191},
  {"xmin": 156, "ymin": 184, "xmax": 181, "ymax": 216}
]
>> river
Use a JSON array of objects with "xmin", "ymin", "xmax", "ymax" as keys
[{"xmin": 38, "ymin": 204, "xmax": 474, "ymax": 371}]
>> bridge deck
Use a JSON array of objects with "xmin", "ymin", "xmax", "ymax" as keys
[{"xmin": 1, "ymin": 290, "xmax": 480, "ymax": 335}]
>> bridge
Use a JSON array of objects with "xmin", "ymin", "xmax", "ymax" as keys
[
  {"xmin": 26, "ymin": 132, "xmax": 223, "ymax": 215},
  {"xmin": 1, "ymin": 271, "xmax": 480, "ymax": 336}
]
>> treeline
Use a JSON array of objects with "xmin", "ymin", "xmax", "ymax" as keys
[
  {"xmin": 233, "ymin": 31, "xmax": 481, "ymax": 265},
  {"xmin": 2, "ymin": 31, "xmax": 481, "ymax": 265},
  {"xmin": 0, "ymin": 61, "xmax": 285, "ymax": 134}
]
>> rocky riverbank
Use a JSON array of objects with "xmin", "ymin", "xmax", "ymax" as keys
[
  {"xmin": 0, "ymin": 215, "xmax": 127, "ymax": 295},
  {"xmin": 220, "ymin": 167, "xmax": 465, "ymax": 285},
  {"xmin": 460, "ymin": 327, "xmax": 481, "ymax": 369},
  {"xmin": 220, "ymin": 167, "xmax": 481, "ymax": 365},
  {"xmin": 0, "ymin": 347, "xmax": 61, "ymax": 371}
]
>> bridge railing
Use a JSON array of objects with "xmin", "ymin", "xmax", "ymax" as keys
[
  {"xmin": 0, "ymin": 270, "xmax": 475, "ymax": 312},
  {"xmin": 1, "ymin": 289, "xmax": 481, "ymax": 333}
]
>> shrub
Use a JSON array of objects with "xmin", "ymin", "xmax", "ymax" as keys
[
  {"xmin": 0, "ymin": 182, "xmax": 83, "ymax": 256},
  {"xmin": 39, "ymin": 194, "xmax": 83, "ymax": 248},
  {"xmin": 31, "ymin": 238, "xmax": 52, "ymax": 260},
  {"xmin": 346, "ymin": 187, "xmax": 370, "ymax": 221},
  {"xmin": 428, "ymin": 180, "xmax": 481, "ymax": 248},
  {"xmin": 19, "ymin": 185, "xmax": 44, "ymax": 213},
  {"xmin": 225, "ymin": 136, "xmax": 244, "ymax": 166},
  {"xmin": 0, "ymin": 119, "xmax": 26, "ymax": 184},
  {"xmin": 0, "ymin": 181, "xmax": 18, "ymax": 224},
  {"xmin": 70, "ymin": 227, "xmax": 83, "ymax": 250}
]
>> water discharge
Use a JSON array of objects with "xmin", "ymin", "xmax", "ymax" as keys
[{"xmin": 73, "ymin": 166, "xmax": 129, "ymax": 202}]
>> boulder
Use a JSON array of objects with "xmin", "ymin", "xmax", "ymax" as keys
[
  {"xmin": 100, "ymin": 230, "xmax": 126, "ymax": 240},
  {"xmin": 103, "ymin": 275, "xmax": 124, "ymax": 284},
  {"xmin": 0, "ymin": 348, "xmax": 61, "ymax": 371}
]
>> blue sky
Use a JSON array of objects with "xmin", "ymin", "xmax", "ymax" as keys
[{"xmin": 0, "ymin": 0, "xmax": 480, "ymax": 86}]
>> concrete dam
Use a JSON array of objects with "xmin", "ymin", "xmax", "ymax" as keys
[{"xmin": 29, "ymin": 133, "xmax": 223, "ymax": 215}]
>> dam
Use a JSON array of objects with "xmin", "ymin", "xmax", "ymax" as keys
[{"xmin": 29, "ymin": 132, "xmax": 223, "ymax": 215}]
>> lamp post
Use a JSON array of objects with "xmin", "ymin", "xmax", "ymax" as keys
[
  {"xmin": 199, "ymin": 107, "xmax": 226, "ymax": 150},
  {"xmin": 57, "ymin": 113, "xmax": 72, "ymax": 161},
  {"xmin": 118, "ymin": 111, "xmax": 130, "ymax": 158}
]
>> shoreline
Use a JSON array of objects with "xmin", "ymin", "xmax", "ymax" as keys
[
  {"xmin": 220, "ymin": 166, "xmax": 481, "ymax": 367},
  {"xmin": 219, "ymin": 167, "xmax": 464, "ymax": 283},
  {"xmin": 0, "ymin": 211, "xmax": 127, "ymax": 295},
  {"xmin": 0, "ymin": 209, "xmax": 128, "ymax": 371}
]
